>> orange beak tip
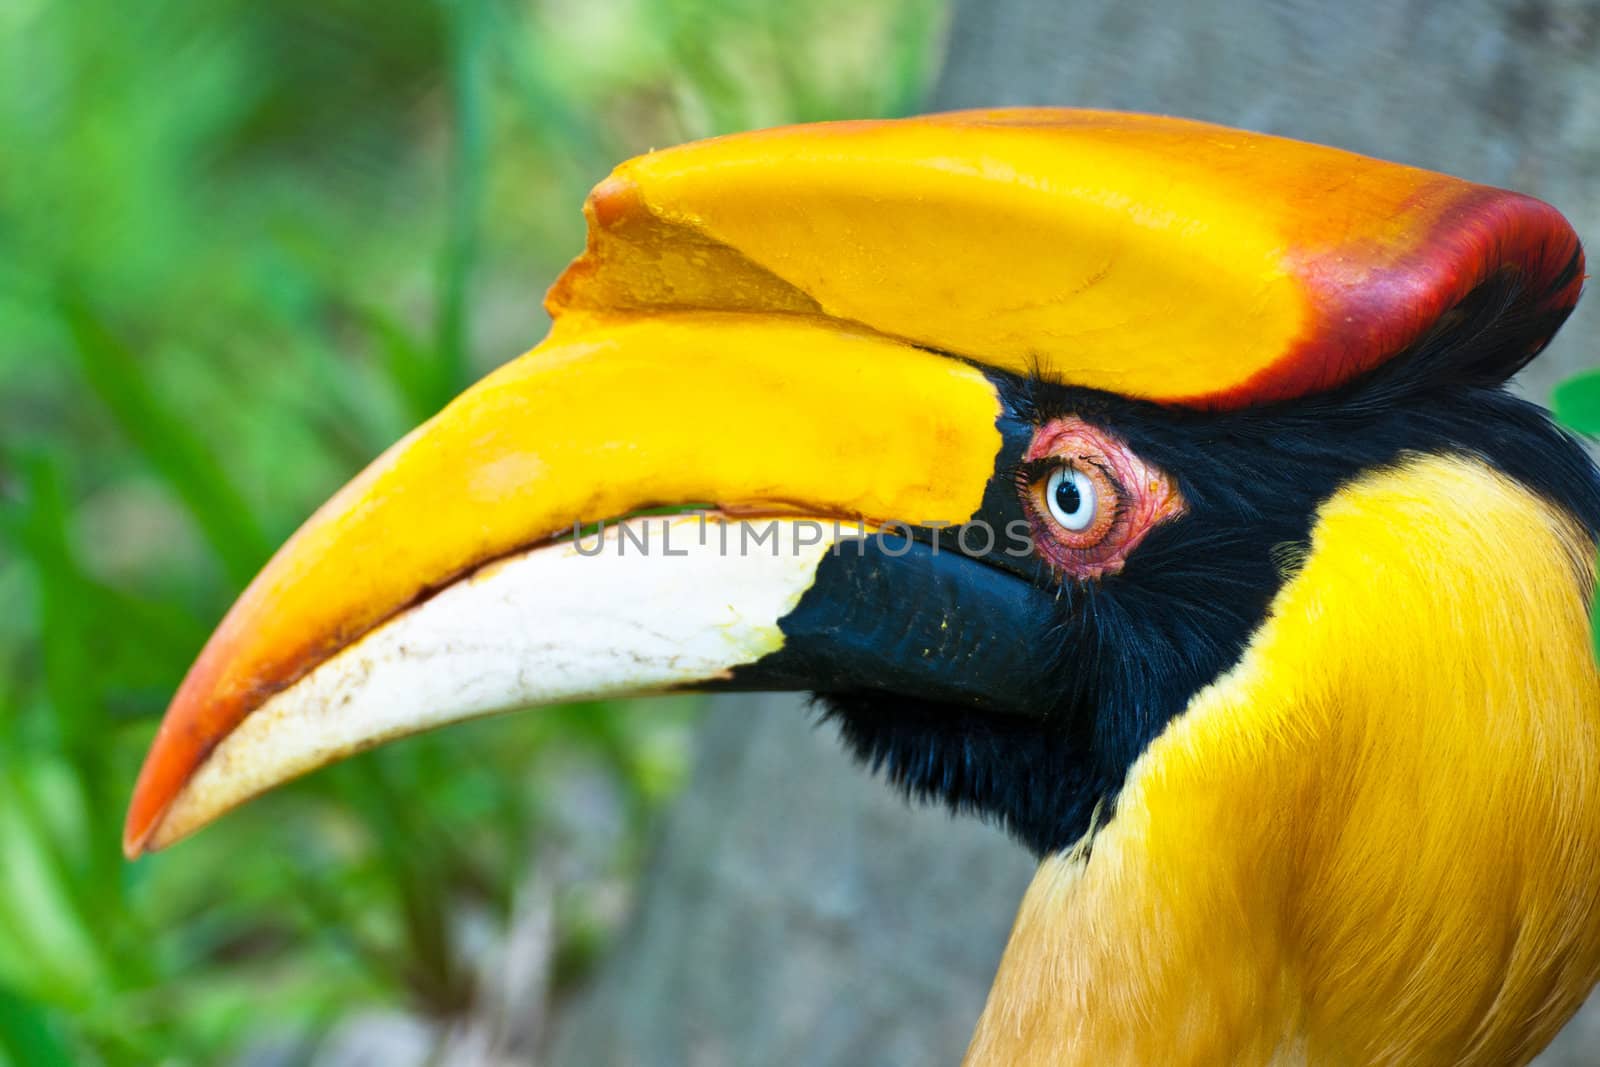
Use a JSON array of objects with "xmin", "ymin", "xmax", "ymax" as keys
[{"xmin": 122, "ymin": 776, "xmax": 165, "ymax": 859}]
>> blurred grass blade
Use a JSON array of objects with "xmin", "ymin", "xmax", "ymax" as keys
[
  {"xmin": 0, "ymin": 984, "xmax": 73, "ymax": 1067},
  {"xmin": 434, "ymin": 0, "xmax": 493, "ymax": 412},
  {"xmin": 8, "ymin": 456, "xmax": 99, "ymax": 747},
  {"xmin": 58, "ymin": 291, "xmax": 272, "ymax": 586},
  {"xmin": 645, "ymin": 0, "xmax": 752, "ymax": 135},
  {"xmin": 5, "ymin": 456, "xmax": 141, "ymax": 931},
  {"xmin": 6, "ymin": 452, "xmax": 206, "ymax": 725},
  {"xmin": 493, "ymin": 7, "xmax": 613, "ymax": 191},
  {"xmin": 330, "ymin": 757, "xmax": 473, "ymax": 1014},
  {"xmin": 362, "ymin": 305, "xmax": 440, "ymax": 430},
  {"xmin": 0, "ymin": 759, "xmax": 110, "ymax": 999},
  {"xmin": 885, "ymin": 0, "xmax": 947, "ymax": 116}
]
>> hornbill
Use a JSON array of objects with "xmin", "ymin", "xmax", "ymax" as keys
[{"xmin": 125, "ymin": 109, "xmax": 1600, "ymax": 1065}]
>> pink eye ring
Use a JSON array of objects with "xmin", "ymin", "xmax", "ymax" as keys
[{"xmin": 1020, "ymin": 417, "xmax": 1185, "ymax": 579}]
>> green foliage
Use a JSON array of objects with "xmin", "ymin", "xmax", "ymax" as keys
[
  {"xmin": 0, "ymin": 982, "xmax": 73, "ymax": 1067},
  {"xmin": 0, "ymin": 0, "xmax": 947, "ymax": 1061},
  {"xmin": 1554, "ymin": 369, "xmax": 1600, "ymax": 436}
]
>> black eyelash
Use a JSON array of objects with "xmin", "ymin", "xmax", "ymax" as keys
[
  {"xmin": 1017, "ymin": 456, "xmax": 1128, "ymax": 501},
  {"xmin": 1108, "ymin": 487, "xmax": 1132, "ymax": 524},
  {"xmin": 1016, "ymin": 456, "xmax": 1063, "ymax": 484}
]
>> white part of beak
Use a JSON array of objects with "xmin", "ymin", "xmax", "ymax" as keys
[{"xmin": 151, "ymin": 514, "xmax": 850, "ymax": 849}]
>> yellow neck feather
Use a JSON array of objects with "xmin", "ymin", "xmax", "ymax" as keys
[{"xmin": 965, "ymin": 452, "xmax": 1600, "ymax": 1066}]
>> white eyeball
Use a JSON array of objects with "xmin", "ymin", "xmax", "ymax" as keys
[{"xmin": 1045, "ymin": 466, "xmax": 1097, "ymax": 532}]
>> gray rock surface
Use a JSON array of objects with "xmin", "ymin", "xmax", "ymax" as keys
[{"xmin": 549, "ymin": 695, "xmax": 1035, "ymax": 1067}]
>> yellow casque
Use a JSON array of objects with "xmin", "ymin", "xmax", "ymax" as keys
[{"xmin": 552, "ymin": 108, "xmax": 1580, "ymax": 408}]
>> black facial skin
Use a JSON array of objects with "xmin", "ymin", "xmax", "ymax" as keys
[{"xmin": 819, "ymin": 266, "xmax": 1600, "ymax": 857}]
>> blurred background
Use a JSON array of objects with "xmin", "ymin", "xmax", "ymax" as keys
[
  {"xmin": 0, "ymin": 1, "xmax": 945, "ymax": 1063},
  {"xmin": 4, "ymin": 1, "xmax": 1599, "ymax": 1064}
]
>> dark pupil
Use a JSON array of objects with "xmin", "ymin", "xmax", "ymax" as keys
[{"xmin": 1054, "ymin": 474, "xmax": 1082, "ymax": 516}]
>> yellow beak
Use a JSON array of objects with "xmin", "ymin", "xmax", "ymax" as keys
[{"xmin": 123, "ymin": 312, "xmax": 1004, "ymax": 855}]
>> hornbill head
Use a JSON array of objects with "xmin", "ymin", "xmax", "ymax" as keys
[{"xmin": 127, "ymin": 110, "xmax": 1600, "ymax": 1065}]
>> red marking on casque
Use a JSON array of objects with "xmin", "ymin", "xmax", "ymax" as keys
[{"xmin": 1197, "ymin": 185, "xmax": 1584, "ymax": 411}]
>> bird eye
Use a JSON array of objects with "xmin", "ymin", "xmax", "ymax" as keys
[
  {"xmin": 1030, "ymin": 460, "xmax": 1117, "ymax": 549},
  {"xmin": 1019, "ymin": 416, "xmax": 1185, "ymax": 579},
  {"xmin": 1045, "ymin": 466, "xmax": 1098, "ymax": 531}
]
